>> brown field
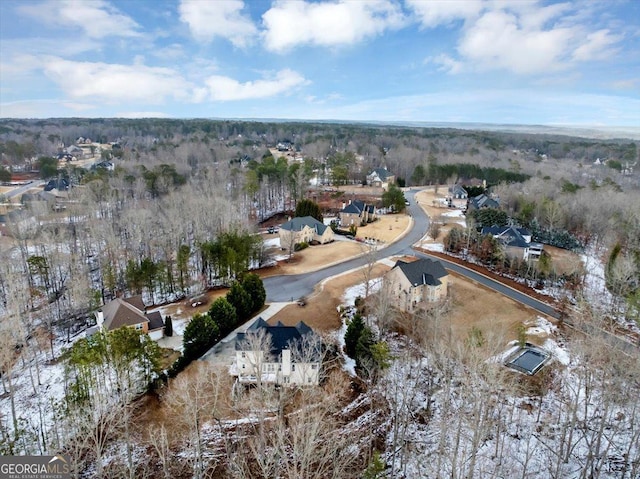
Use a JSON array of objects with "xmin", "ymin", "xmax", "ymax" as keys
[
  {"xmin": 447, "ymin": 273, "xmax": 545, "ymax": 344},
  {"xmin": 544, "ymin": 245, "xmax": 584, "ymax": 276}
]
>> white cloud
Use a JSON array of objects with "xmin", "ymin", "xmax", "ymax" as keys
[
  {"xmin": 572, "ymin": 29, "xmax": 621, "ymax": 61},
  {"xmin": 433, "ymin": 3, "xmax": 624, "ymax": 75},
  {"xmin": 611, "ymin": 78, "xmax": 639, "ymax": 91},
  {"xmin": 457, "ymin": 9, "xmax": 575, "ymax": 74},
  {"xmin": 205, "ymin": 69, "xmax": 308, "ymax": 101},
  {"xmin": 428, "ymin": 54, "xmax": 464, "ymax": 74},
  {"xmin": 179, "ymin": 0, "xmax": 257, "ymax": 47},
  {"xmin": 18, "ymin": 0, "xmax": 141, "ymax": 39},
  {"xmin": 41, "ymin": 57, "xmax": 193, "ymax": 104},
  {"xmin": 268, "ymin": 89, "xmax": 640, "ymax": 127},
  {"xmin": 262, "ymin": 0, "xmax": 406, "ymax": 52},
  {"xmin": 406, "ymin": 0, "xmax": 482, "ymax": 28}
]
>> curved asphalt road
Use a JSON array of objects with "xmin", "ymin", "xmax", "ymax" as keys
[
  {"xmin": 264, "ymin": 191, "xmax": 558, "ymax": 318},
  {"xmin": 264, "ymin": 189, "xmax": 427, "ymax": 302},
  {"xmin": 265, "ymin": 190, "xmax": 559, "ymax": 318},
  {"xmin": 264, "ymin": 189, "xmax": 639, "ymax": 353}
]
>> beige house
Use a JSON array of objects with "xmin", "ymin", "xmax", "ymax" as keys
[
  {"xmin": 234, "ymin": 319, "xmax": 321, "ymax": 386},
  {"xmin": 339, "ymin": 199, "xmax": 376, "ymax": 227},
  {"xmin": 385, "ymin": 257, "xmax": 449, "ymax": 312},
  {"xmin": 366, "ymin": 167, "xmax": 395, "ymax": 190},
  {"xmin": 278, "ymin": 216, "xmax": 334, "ymax": 251},
  {"xmin": 96, "ymin": 295, "xmax": 165, "ymax": 340}
]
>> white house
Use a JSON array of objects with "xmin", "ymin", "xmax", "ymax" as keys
[{"xmin": 234, "ymin": 319, "xmax": 321, "ymax": 386}]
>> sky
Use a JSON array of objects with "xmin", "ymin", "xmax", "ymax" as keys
[{"xmin": 0, "ymin": 0, "xmax": 639, "ymax": 127}]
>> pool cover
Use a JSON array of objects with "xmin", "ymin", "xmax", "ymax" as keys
[{"xmin": 506, "ymin": 348, "xmax": 549, "ymax": 375}]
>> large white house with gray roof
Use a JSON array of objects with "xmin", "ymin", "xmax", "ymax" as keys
[{"xmin": 233, "ymin": 319, "xmax": 321, "ymax": 386}]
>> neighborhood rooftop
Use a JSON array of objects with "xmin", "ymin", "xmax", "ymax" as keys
[
  {"xmin": 279, "ymin": 216, "xmax": 328, "ymax": 235},
  {"xmin": 392, "ymin": 258, "xmax": 448, "ymax": 287},
  {"xmin": 236, "ymin": 318, "xmax": 316, "ymax": 357}
]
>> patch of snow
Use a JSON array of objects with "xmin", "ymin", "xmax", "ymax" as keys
[
  {"xmin": 335, "ymin": 315, "xmax": 356, "ymax": 377},
  {"xmin": 543, "ymin": 338, "xmax": 570, "ymax": 366},
  {"xmin": 420, "ymin": 243, "xmax": 444, "ymax": 253},
  {"xmin": 341, "ymin": 278, "xmax": 382, "ymax": 305},
  {"xmin": 525, "ymin": 316, "xmax": 557, "ymax": 336},
  {"xmin": 580, "ymin": 247, "xmax": 612, "ymax": 306},
  {"xmin": 263, "ymin": 237, "xmax": 280, "ymax": 248}
]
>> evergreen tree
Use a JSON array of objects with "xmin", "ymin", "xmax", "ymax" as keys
[
  {"xmin": 294, "ymin": 198, "xmax": 323, "ymax": 222},
  {"xmin": 0, "ymin": 167, "xmax": 11, "ymax": 183},
  {"xmin": 208, "ymin": 297, "xmax": 237, "ymax": 336},
  {"xmin": 164, "ymin": 315, "xmax": 173, "ymax": 337},
  {"xmin": 344, "ymin": 313, "xmax": 365, "ymax": 359},
  {"xmin": 241, "ymin": 273, "xmax": 266, "ymax": 313},
  {"xmin": 183, "ymin": 313, "xmax": 219, "ymax": 360},
  {"xmin": 226, "ymin": 282, "xmax": 253, "ymax": 321},
  {"xmin": 382, "ymin": 184, "xmax": 406, "ymax": 212}
]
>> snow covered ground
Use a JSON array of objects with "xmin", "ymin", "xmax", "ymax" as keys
[{"xmin": 442, "ymin": 209, "xmax": 467, "ymax": 227}]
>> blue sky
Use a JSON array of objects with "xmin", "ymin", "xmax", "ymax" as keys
[{"xmin": 0, "ymin": 0, "xmax": 639, "ymax": 126}]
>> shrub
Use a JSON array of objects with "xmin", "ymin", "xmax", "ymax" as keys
[{"xmin": 294, "ymin": 241, "xmax": 309, "ymax": 251}]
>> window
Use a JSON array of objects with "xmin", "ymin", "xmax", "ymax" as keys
[
  {"xmin": 241, "ymin": 352, "xmax": 246, "ymax": 358},
  {"xmin": 311, "ymin": 364, "xmax": 318, "ymax": 370},
  {"xmin": 292, "ymin": 364, "xmax": 296, "ymax": 371},
  {"xmin": 134, "ymin": 324, "xmax": 143, "ymax": 330}
]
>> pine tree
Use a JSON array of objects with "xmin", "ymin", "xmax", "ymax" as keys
[
  {"xmin": 183, "ymin": 313, "xmax": 219, "ymax": 360},
  {"xmin": 241, "ymin": 273, "xmax": 266, "ymax": 313},
  {"xmin": 164, "ymin": 315, "xmax": 173, "ymax": 337},
  {"xmin": 344, "ymin": 313, "xmax": 365, "ymax": 359},
  {"xmin": 226, "ymin": 282, "xmax": 252, "ymax": 321},
  {"xmin": 208, "ymin": 297, "xmax": 237, "ymax": 336}
]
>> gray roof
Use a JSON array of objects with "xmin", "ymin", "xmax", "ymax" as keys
[
  {"xmin": 341, "ymin": 203, "xmax": 363, "ymax": 214},
  {"xmin": 147, "ymin": 311, "xmax": 164, "ymax": 331},
  {"xmin": 280, "ymin": 216, "xmax": 328, "ymax": 235},
  {"xmin": 236, "ymin": 319, "xmax": 319, "ymax": 359},
  {"xmin": 469, "ymin": 193, "xmax": 499, "ymax": 210},
  {"xmin": 393, "ymin": 258, "xmax": 448, "ymax": 287},
  {"xmin": 449, "ymin": 184, "xmax": 468, "ymax": 197},
  {"xmin": 481, "ymin": 226, "xmax": 529, "ymax": 248},
  {"xmin": 369, "ymin": 168, "xmax": 393, "ymax": 180}
]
